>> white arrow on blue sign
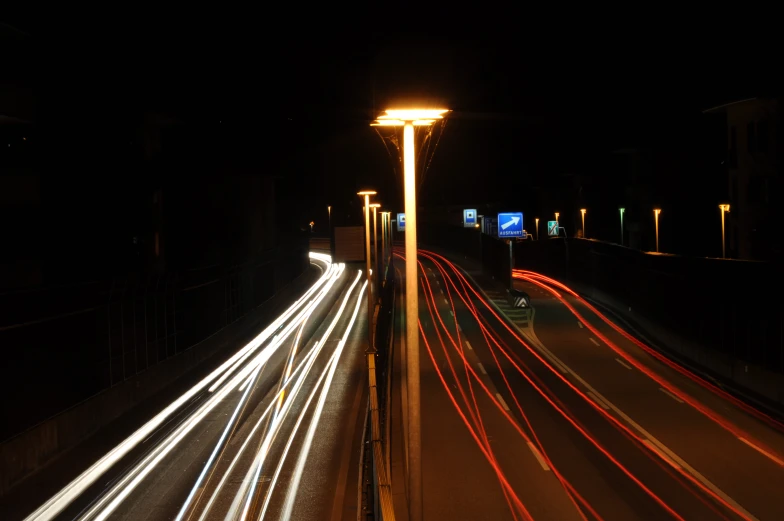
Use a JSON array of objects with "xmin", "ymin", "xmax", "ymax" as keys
[{"xmin": 497, "ymin": 212, "xmax": 524, "ymax": 238}]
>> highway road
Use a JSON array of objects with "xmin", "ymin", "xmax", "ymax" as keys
[
  {"xmin": 16, "ymin": 251, "xmax": 369, "ymax": 521},
  {"xmin": 392, "ymin": 247, "xmax": 784, "ymax": 521}
]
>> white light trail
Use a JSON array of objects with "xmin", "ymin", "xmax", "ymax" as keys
[
  {"xmin": 172, "ymin": 361, "xmax": 263, "ymax": 521},
  {"xmin": 235, "ymin": 271, "xmax": 364, "ymax": 521},
  {"xmin": 271, "ymin": 278, "xmax": 367, "ymax": 520},
  {"xmin": 23, "ymin": 253, "xmax": 337, "ymax": 521},
  {"xmin": 196, "ymin": 340, "xmax": 323, "ymax": 521},
  {"xmin": 79, "ymin": 262, "xmax": 346, "ymax": 521}
]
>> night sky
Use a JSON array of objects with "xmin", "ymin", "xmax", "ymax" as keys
[{"xmin": 4, "ymin": 15, "xmax": 781, "ymax": 241}]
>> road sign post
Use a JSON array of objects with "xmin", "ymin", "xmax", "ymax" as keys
[
  {"xmin": 397, "ymin": 213, "xmax": 406, "ymax": 232},
  {"xmin": 508, "ymin": 239, "xmax": 514, "ymax": 289}
]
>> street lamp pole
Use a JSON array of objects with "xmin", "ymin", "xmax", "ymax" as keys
[
  {"xmin": 370, "ymin": 203, "xmax": 381, "ymax": 293},
  {"xmin": 580, "ymin": 208, "xmax": 586, "ymax": 238},
  {"xmin": 372, "ymin": 108, "xmax": 449, "ymax": 521},
  {"xmin": 619, "ymin": 207, "xmax": 625, "ymax": 246},
  {"xmin": 555, "ymin": 212, "xmax": 560, "ymax": 225},
  {"xmin": 654, "ymin": 208, "xmax": 661, "ymax": 253},
  {"xmin": 719, "ymin": 204, "xmax": 730, "ymax": 258},
  {"xmin": 358, "ymin": 190, "xmax": 377, "ymax": 352},
  {"xmin": 535, "ymin": 217, "xmax": 539, "ymax": 240},
  {"xmin": 381, "ymin": 211, "xmax": 390, "ymax": 270}
]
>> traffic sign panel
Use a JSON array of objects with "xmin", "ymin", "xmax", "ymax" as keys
[
  {"xmin": 397, "ymin": 213, "xmax": 406, "ymax": 232},
  {"xmin": 497, "ymin": 212, "xmax": 524, "ymax": 238},
  {"xmin": 547, "ymin": 221, "xmax": 559, "ymax": 236},
  {"xmin": 463, "ymin": 208, "xmax": 477, "ymax": 228}
]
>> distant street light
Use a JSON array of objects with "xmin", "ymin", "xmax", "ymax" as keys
[
  {"xmin": 370, "ymin": 203, "xmax": 381, "ymax": 294},
  {"xmin": 654, "ymin": 208, "xmax": 661, "ymax": 253},
  {"xmin": 619, "ymin": 207, "xmax": 625, "ymax": 246},
  {"xmin": 372, "ymin": 107, "xmax": 449, "ymax": 521},
  {"xmin": 327, "ymin": 205, "xmax": 332, "ymax": 230},
  {"xmin": 580, "ymin": 209, "xmax": 586, "ymax": 238},
  {"xmin": 555, "ymin": 212, "xmax": 560, "ymax": 224},
  {"xmin": 535, "ymin": 217, "xmax": 539, "ymax": 240},
  {"xmin": 719, "ymin": 203, "xmax": 730, "ymax": 258},
  {"xmin": 358, "ymin": 190, "xmax": 377, "ymax": 352}
]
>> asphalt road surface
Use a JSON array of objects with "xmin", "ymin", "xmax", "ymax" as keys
[
  {"xmin": 390, "ymin": 247, "xmax": 784, "ymax": 521},
  {"xmin": 14, "ymin": 252, "xmax": 369, "ymax": 521}
]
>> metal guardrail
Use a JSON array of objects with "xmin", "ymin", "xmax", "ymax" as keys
[{"xmin": 361, "ymin": 263, "xmax": 396, "ymax": 521}]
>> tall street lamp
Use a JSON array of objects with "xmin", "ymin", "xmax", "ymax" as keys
[
  {"xmin": 555, "ymin": 212, "xmax": 560, "ymax": 224},
  {"xmin": 535, "ymin": 217, "xmax": 539, "ymax": 240},
  {"xmin": 381, "ymin": 211, "xmax": 391, "ymax": 271},
  {"xmin": 619, "ymin": 207, "xmax": 625, "ymax": 246},
  {"xmin": 719, "ymin": 203, "xmax": 730, "ymax": 258},
  {"xmin": 654, "ymin": 208, "xmax": 661, "ymax": 253},
  {"xmin": 358, "ymin": 190, "xmax": 377, "ymax": 352},
  {"xmin": 580, "ymin": 208, "xmax": 587, "ymax": 238},
  {"xmin": 370, "ymin": 203, "xmax": 381, "ymax": 294},
  {"xmin": 372, "ymin": 107, "xmax": 449, "ymax": 521},
  {"xmin": 327, "ymin": 205, "xmax": 332, "ymax": 230}
]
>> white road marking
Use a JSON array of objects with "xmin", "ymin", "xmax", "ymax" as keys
[
  {"xmin": 739, "ymin": 438, "xmax": 784, "ymax": 466},
  {"xmin": 587, "ymin": 391, "xmax": 610, "ymax": 409},
  {"xmin": 449, "ymin": 310, "xmax": 454, "ymax": 317},
  {"xmin": 577, "ymin": 321, "xmax": 583, "ymax": 328},
  {"xmin": 589, "ymin": 337, "xmax": 600, "ymax": 346},
  {"xmin": 478, "ymin": 363, "xmax": 487, "ymax": 375},
  {"xmin": 615, "ymin": 358, "xmax": 633, "ymax": 370},
  {"xmin": 643, "ymin": 440, "xmax": 681, "ymax": 469},
  {"xmin": 465, "ymin": 341, "xmax": 472, "ymax": 350},
  {"xmin": 457, "ymin": 324, "xmax": 462, "ymax": 332},
  {"xmin": 659, "ymin": 388, "xmax": 684, "ymax": 404},
  {"xmin": 443, "ymin": 298, "xmax": 449, "ymax": 305},
  {"xmin": 495, "ymin": 393, "xmax": 510, "ymax": 411},
  {"xmin": 440, "ymin": 288, "xmax": 444, "ymax": 294},
  {"xmin": 527, "ymin": 442, "xmax": 550, "ymax": 471},
  {"xmin": 517, "ymin": 326, "xmax": 760, "ymax": 521}
]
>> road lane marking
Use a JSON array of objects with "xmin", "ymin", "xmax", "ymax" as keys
[
  {"xmin": 527, "ymin": 442, "xmax": 550, "ymax": 471},
  {"xmin": 443, "ymin": 298, "xmax": 449, "ymax": 305},
  {"xmin": 615, "ymin": 358, "xmax": 633, "ymax": 370},
  {"xmin": 659, "ymin": 388, "xmax": 684, "ymax": 404},
  {"xmin": 587, "ymin": 391, "xmax": 610, "ymax": 409},
  {"xmin": 440, "ymin": 288, "xmax": 444, "ymax": 294},
  {"xmin": 449, "ymin": 310, "xmax": 454, "ymax": 317},
  {"xmin": 457, "ymin": 324, "xmax": 462, "ymax": 332},
  {"xmin": 578, "ymin": 321, "xmax": 583, "ymax": 328},
  {"xmin": 496, "ymin": 393, "xmax": 510, "ymax": 411},
  {"xmin": 516, "ymin": 327, "xmax": 761, "ymax": 521},
  {"xmin": 643, "ymin": 440, "xmax": 680, "ymax": 469},
  {"xmin": 465, "ymin": 340, "xmax": 472, "ymax": 350},
  {"xmin": 478, "ymin": 363, "xmax": 487, "ymax": 375},
  {"xmin": 588, "ymin": 337, "xmax": 600, "ymax": 346},
  {"xmin": 739, "ymin": 437, "xmax": 784, "ymax": 466}
]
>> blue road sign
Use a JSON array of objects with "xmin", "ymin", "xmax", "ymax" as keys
[
  {"xmin": 547, "ymin": 220, "xmax": 559, "ymax": 237},
  {"xmin": 497, "ymin": 212, "xmax": 524, "ymax": 238},
  {"xmin": 463, "ymin": 208, "xmax": 477, "ymax": 228},
  {"xmin": 397, "ymin": 213, "xmax": 406, "ymax": 232}
]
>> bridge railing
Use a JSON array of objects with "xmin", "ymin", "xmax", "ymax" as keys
[{"xmin": 361, "ymin": 256, "xmax": 397, "ymax": 520}]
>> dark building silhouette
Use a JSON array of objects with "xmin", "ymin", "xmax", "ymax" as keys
[{"xmin": 704, "ymin": 97, "xmax": 783, "ymax": 261}]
